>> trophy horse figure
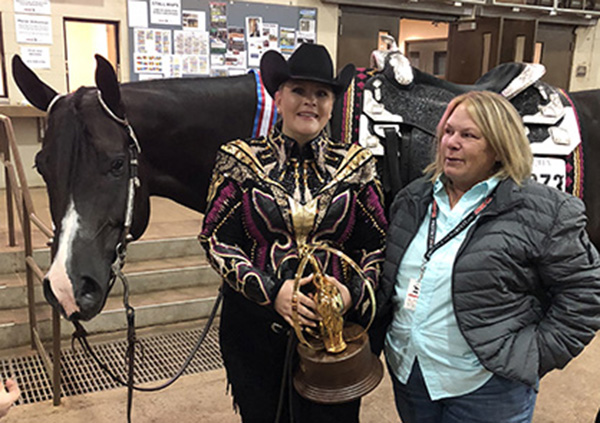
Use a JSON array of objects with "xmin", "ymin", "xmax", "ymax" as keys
[{"xmin": 289, "ymin": 198, "xmax": 383, "ymax": 404}]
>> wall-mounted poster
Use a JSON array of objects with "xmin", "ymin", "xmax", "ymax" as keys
[
  {"xmin": 134, "ymin": 28, "xmax": 172, "ymax": 55},
  {"xmin": 134, "ymin": 54, "xmax": 164, "ymax": 73},
  {"xmin": 246, "ymin": 16, "xmax": 262, "ymax": 39},
  {"xmin": 279, "ymin": 27, "xmax": 296, "ymax": 54},
  {"xmin": 174, "ymin": 30, "xmax": 208, "ymax": 56},
  {"xmin": 150, "ymin": 0, "xmax": 181, "ymax": 26},
  {"xmin": 182, "ymin": 10, "xmax": 205, "ymax": 31},
  {"xmin": 15, "ymin": 14, "xmax": 52, "ymax": 44},
  {"xmin": 262, "ymin": 23, "xmax": 279, "ymax": 51},
  {"xmin": 20, "ymin": 46, "xmax": 50, "ymax": 68},
  {"xmin": 297, "ymin": 8, "xmax": 316, "ymax": 45},
  {"xmin": 128, "ymin": 1, "xmax": 148, "ymax": 27},
  {"xmin": 14, "ymin": 0, "xmax": 50, "ymax": 15},
  {"xmin": 209, "ymin": 2, "xmax": 227, "ymax": 56}
]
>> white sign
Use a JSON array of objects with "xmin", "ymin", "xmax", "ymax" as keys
[
  {"xmin": 532, "ymin": 156, "xmax": 566, "ymax": 192},
  {"xmin": 15, "ymin": 14, "xmax": 52, "ymax": 44},
  {"xmin": 14, "ymin": 0, "xmax": 50, "ymax": 15},
  {"xmin": 150, "ymin": 0, "xmax": 181, "ymax": 26},
  {"xmin": 128, "ymin": 1, "xmax": 148, "ymax": 28},
  {"xmin": 20, "ymin": 46, "xmax": 50, "ymax": 68}
]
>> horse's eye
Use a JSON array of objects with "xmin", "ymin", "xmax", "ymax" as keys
[{"xmin": 110, "ymin": 159, "xmax": 125, "ymax": 175}]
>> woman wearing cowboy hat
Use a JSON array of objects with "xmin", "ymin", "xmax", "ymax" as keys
[{"xmin": 200, "ymin": 43, "xmax": 387, "ymax": 422}]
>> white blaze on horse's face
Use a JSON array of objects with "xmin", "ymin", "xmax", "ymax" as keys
[{"xmin": 46, "ymin": 199, "xmax": 81, "ymax": 317}]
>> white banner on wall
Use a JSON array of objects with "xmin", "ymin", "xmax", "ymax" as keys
[
  {"xmin": 150, "ymin": 0, "xmax": 181, "ymax": 26},
  {"xmin": 15, "ymin": 14, "xmax": 52, "ymax": 44},
  {"xmin": 14, "ymin": 0, "xmax": 50, "ymax": 15},
  {"xmin": 20, "ymin": 46, "xmax": 50, "ymax": 68}
]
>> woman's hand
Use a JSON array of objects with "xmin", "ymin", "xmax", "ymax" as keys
[
  {"xmin": 0, "ymin": 379, "xmax": 20, "ymax": 418},
  {"xmin": 275, "ymin": 275, "xmax": 319, "ymax": 328}
]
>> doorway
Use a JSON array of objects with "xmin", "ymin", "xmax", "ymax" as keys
[
  {"xmin": 64, "ymin": 19, "xmax": 119, "ymax": 91},
  {"xmin": 535, "ymin": 23, "xmax": 575, "ymax": 89},
  {"xmin": 337, "ymin": 6, "xmax": 400, "ymax": 70}
]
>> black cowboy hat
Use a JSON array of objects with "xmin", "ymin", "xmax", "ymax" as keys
[{"xmin": 260, "ymin": 43, "xmax": 355, "ymax": 98}]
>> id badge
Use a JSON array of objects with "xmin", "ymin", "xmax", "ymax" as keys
[{"xmin": 403, "ymin": 278, "xmax": 421, "ymax": 311}]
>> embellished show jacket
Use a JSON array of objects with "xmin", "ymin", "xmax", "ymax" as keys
[{"xmin": 200, "ymin": 128, "xmax": 388, "ymax": 320}]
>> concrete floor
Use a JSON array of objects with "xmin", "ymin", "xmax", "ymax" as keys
[
  {"xmin": 2, "ymin": 333, "xmax": 600, "ymax": 423},
  {"xmin": 2, "ymin": 188, "xmax": 600, "ymax": 422}
]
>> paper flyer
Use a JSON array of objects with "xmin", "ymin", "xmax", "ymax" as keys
[
  {"xmin": 15, "ymin": 14, "xmax": 52, "ymax": 44},
  {"xmin": 134, "ymin": 28, "xmax": 172, "ymax": 55},
  {"xmin": 150, "ymin": 0, "xmax": 181, "ymax": 26},
  {"xmin": 246, "ymin": 16, "xmax": 262, "ymax": 40},
  {"xmin": 134, "ymin": 54, "xmax": 164, "ymax": 73},
  {"xmin": 209, "ymin": 2, "xmax": 227, "ymax": 55},
  {"xmin": 14, "ymin": 0, "xmax": 50, "ymax": 15},
  {"xmin": 20, "ymin": 46, "xmax": 50, "ymax": 68},
  {"xmin": 174, "ymin": 30, "xmax": 208, "ymax": 56},
  {"xmin": 210, "ymin": 67, "xmax": 228, "ymax": 77},
  {"xmin": 128, "ymin": 1, "xmax": 148, "ymax": 27},
  {"xmin": 279, "ymin": 27, "xmax": 296, "ymax": 54},
  {"xmin": 262, "ymin": 23, "xmax": 279, "ymax": 51},
  {"xmin": 182, "ymin": 10, "xmax": 205, "ymax": 31}
]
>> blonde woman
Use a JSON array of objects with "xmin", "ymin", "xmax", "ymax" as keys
[{"xmin": 376, "ymin": 91, "xmax": 600, "ymax": 423}]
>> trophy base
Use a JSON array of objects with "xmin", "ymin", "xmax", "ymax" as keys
[{"xmin": 293, "ymin": 322, "xmax": 383, "ymax": 404}]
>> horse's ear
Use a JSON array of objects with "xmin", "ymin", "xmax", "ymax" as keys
[
  {"xmin": 12, "ymin": 55, "xmax": 58, "ymax": 111},
  {"xmin": 95, "ymin": 54, "xmax": 124, "ymax": 119}
]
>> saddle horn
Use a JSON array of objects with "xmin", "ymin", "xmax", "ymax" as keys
[{"xmin": 12, "ymin": 55, "xmax": 58, "ymax": 111}]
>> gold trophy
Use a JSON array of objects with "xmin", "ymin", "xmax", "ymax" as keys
[{"xmin": 289, "ymin": 199, "xmax": 383, "ymax": 404}]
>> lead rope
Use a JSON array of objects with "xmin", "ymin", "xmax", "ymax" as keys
[
  {"xmin": 71, "ymin": 266, "xmax": 223, "ymax": 422},
  {"xmin": 274, "ymin": 331, "xmax": 296, "ymax": 423}
]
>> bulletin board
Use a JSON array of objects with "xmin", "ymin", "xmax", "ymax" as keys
[{"xmin": 126, "ymin": 0, "xmax": 317, "ymax": 81}]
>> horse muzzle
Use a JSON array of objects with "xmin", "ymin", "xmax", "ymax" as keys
[{"xmin": 42, "ymin": 274, "xmax": 106, "ymax": 321}]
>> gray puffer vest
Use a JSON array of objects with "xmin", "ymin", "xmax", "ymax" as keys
[{"xmin": 377, "ymin": 177, "xmax": 600, "ymax": 388}]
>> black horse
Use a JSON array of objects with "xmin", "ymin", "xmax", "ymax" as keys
[
  {"xmin": 12, "ymin": 54, "xmax": 600, "ymax": 322},
  {"xmin": 12, "ymin": 55, "xmax": 258, "ymax": 320}
]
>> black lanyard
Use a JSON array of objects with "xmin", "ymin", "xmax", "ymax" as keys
[{"xmin": 424, "ymin": 192, "xmax": 495, "ymax": 263}]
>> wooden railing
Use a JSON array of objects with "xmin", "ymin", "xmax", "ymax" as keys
[{"xmin": 0, "ymin": 114, "xmax": 62, "ymax": 406}]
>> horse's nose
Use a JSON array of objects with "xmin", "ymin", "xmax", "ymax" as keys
[{"xmin": 77, "ymin": 276, "xmax": 104, "ymax": 313}]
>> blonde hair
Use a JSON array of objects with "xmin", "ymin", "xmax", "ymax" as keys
[{"xmin": 425, "ymin": 91, "xmax": 532, "ymax": 185}]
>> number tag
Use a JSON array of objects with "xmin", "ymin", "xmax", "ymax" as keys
[
  {"xmin": 403, "ymin": 278, "xmax": 421, "ymax": 311},
  {"xmin": 532, "ymin": 157, "xmax": 566, "ymax": 192}
]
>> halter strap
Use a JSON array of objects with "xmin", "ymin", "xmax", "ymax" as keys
[
  {"xmin": 96, "ymin": 90, "xmax": 142, "ymax": 153},
  {"xmin": 46, "ymin": 93, "xmax": 68, "ymax": 114}
]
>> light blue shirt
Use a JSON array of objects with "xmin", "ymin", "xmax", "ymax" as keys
[{"xmin": 385, "ymin": 176, "xmax": 500, "ymax": 401}]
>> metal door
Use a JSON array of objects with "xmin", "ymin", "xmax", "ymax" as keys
[
  {"xmin": 536, "ymin": 23, "xmax": 575, "ymax": 89},
  {"xmin": 446, "ymin": 17, "xmax": 501, "ymax": 84}
]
